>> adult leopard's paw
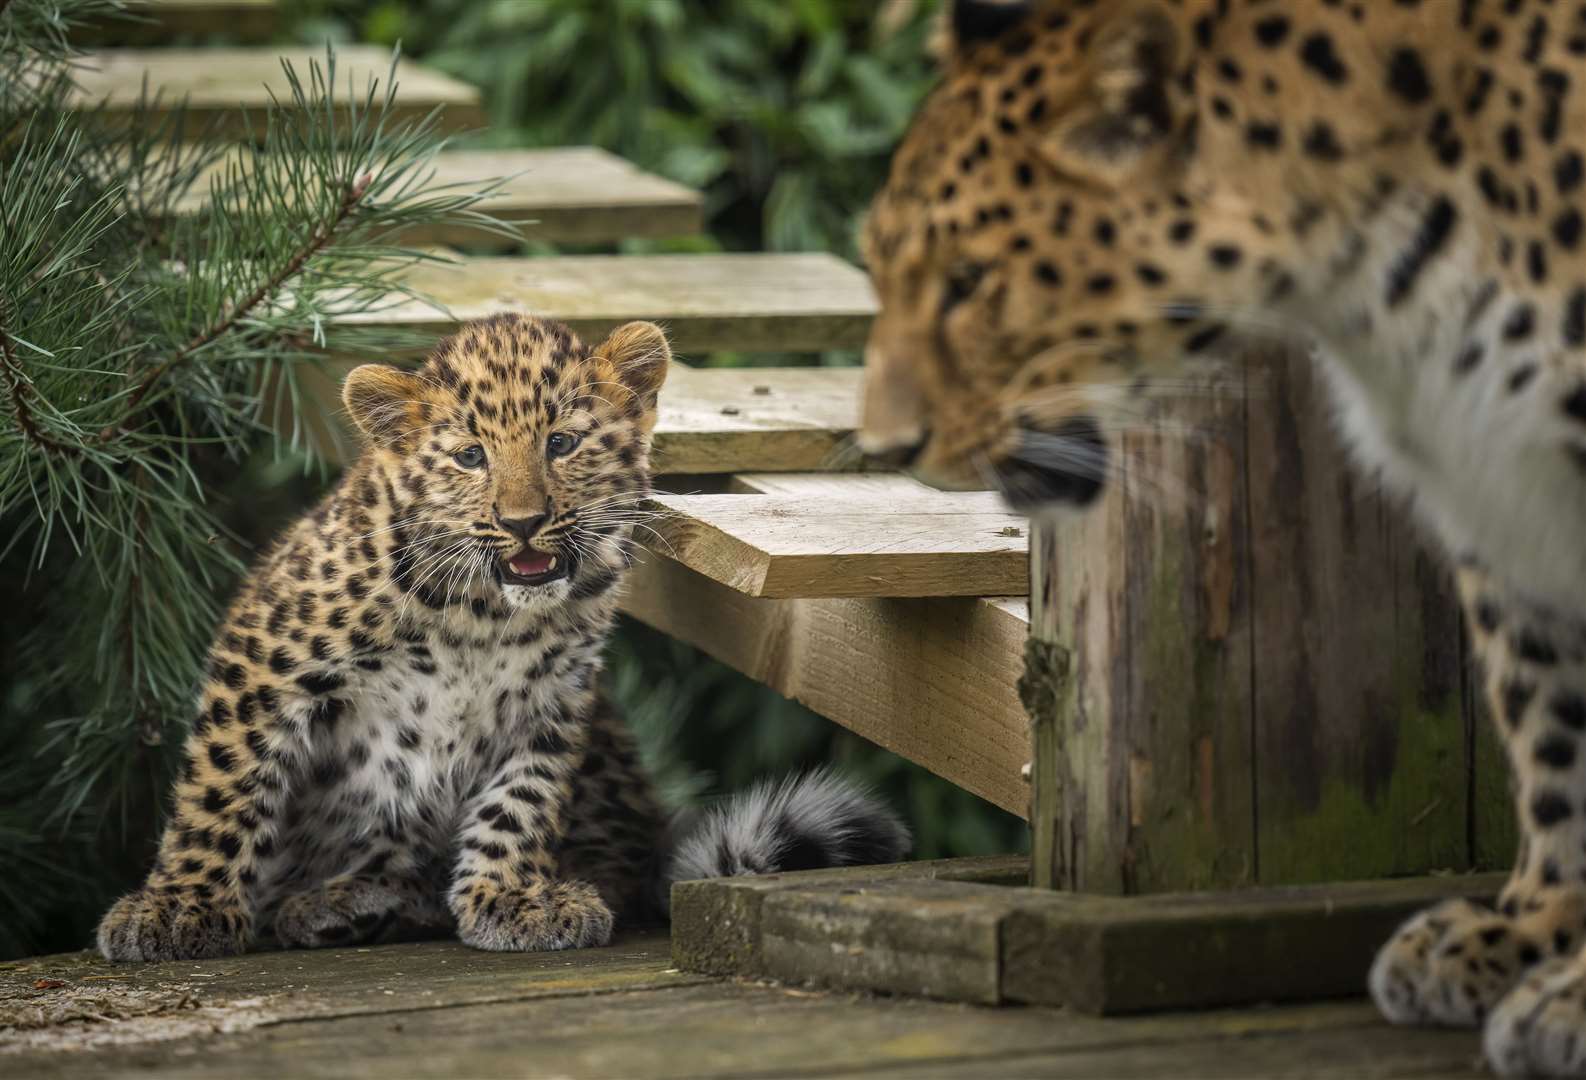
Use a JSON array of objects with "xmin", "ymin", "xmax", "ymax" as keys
[
  {"xmin": 1484, "ymin": 945, "xmax": 1586, "ymax": 1078},
  {"xmin": 97, "ymin": 888, "xmax": 250, "ymax": 963},
  {"xmin": 1369, "ymin": 898, "xmax": 1532, "ymax": 1027},
  {"xmin": 455, "ymin": 880, "xmax": 613, "ymax": 952}
]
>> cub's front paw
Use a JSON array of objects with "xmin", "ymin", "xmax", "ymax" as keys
[
  {"xmin": 97, "ymin": 888, "xmax": 250, "ymax": 962},
  {"xmin": 455, "ymin": 880, "xmax": 613, "ymax": 952},
  {"xmin": 1484, "ymin": 947, "xmax": 1586, "ymax": 1077},
  {"xmin": 1369, "ymin": 898, "xmax": 1528, "ymax": 1027}
]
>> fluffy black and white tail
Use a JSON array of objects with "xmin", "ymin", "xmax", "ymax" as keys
[{"xmin": 666, "ymin": 769, "xmax": 910, "ymax": 889}]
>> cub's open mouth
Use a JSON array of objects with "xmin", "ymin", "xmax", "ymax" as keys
[{"xmin": 497, "ymin": 548, "xmax": 570, "ymax": 587}]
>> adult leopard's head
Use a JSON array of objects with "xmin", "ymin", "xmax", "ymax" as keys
[
  {"xmin": 342, "ymin": 314, "xmax": 669, "ymax": 602},
  {"xmin": 860, "ymin": 0, "xmax": 1326, "ymax": 509}
]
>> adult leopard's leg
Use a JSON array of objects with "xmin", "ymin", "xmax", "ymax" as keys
[{"xmin": 1371, "ymin": 567, "xmax": 1586, "ymax": 1029}]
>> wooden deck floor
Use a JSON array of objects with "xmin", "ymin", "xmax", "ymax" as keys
[{"xmin": 1, "ymin": 932, "xmax": 1483, "ymax": 1078}]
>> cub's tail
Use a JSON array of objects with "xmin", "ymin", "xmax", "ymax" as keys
[{"xmin": 665, "ymin": 769, "xmax": 910, "ymax": 894}]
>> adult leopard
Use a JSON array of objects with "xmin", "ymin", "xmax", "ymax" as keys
[{"xmin": 858, "ymin": 1, "xmax": 1586, "ymax": 1075}]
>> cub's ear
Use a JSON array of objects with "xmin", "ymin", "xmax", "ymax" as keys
[
  {"xmin": 594, "ymin": 321, "xmax": 671, "ymax": 418},
  {"xmin": 341, "ymin": 364, "xmax": 426, "ymax": 447},
  {"xmin": 944, "ymin": 0, "xmax": 1032, "ymax": 58},
  {"xmin": 1038, "ymin": 2, "xmax": 1187, "ymax": 186}
]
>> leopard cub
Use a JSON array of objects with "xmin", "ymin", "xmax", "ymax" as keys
[{"xmin": 98, "ymin": 314, "xmax": 907, "ymax": 961}]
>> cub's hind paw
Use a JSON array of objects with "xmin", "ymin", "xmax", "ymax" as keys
[
  {"xmin": 97, "ymin": 888, "xmax": 249, "ymax": 963},
  {"xmin": 455, "ymin": 880, "xmax": 613, "ymax": 952},
  {"xmin": 1369, "ymin": 898, "xmax": 1529, "ymax": 1027},
  {"xmin": 273, "ymin": 878, "xmax": 419, "ymax": 949}
]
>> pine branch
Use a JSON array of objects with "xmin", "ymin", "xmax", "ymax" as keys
[
  {"xmin": 0, "ymin": 295, "xmax": 69, "ymax": 453},
  {"xmin": 100, "ymin": 170, "xmax": 375, "ymax": 444}
]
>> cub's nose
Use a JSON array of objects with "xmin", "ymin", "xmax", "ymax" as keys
[
  {"xmin": 859, "ymin": 428, "xmax": 929, "ymax": 470},
  {"xmin": 497, "ymin": 513, "xmax": 548, "ymax": 542}
]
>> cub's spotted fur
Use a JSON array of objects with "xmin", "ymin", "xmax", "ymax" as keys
[
  {"xmin": 98, "ymin": 314, "xmax": 907, "ymax": 961},
  {"xmin": 861, "ymin": 1, "xmax": 1586, "ymax": 1075}
]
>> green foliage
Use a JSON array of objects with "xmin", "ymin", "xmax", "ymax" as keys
[{"xmin": 0, "ymin": 0, "xmax": 503, "ymax": 957}]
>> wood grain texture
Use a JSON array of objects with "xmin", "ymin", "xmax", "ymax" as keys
[
  {"xmin": 645, "ymin": 491, "xmax": 1027, "ymax": 599},
  {"xmin": 654, "ymin": 367, "xmax": 863, "ymax": 475},
  {"xmin": 331, "ymin": 253, "xmax": 877, "ymax": 352},
  {"xmin": 165, "ymin": 147, "xmax": 703, "ymax": 246},
  {"xmin": 1029, "ymin": 368, "xmax": 1257, "ymax": 893},
  {"xmin": 1243, "ymin": 355, "xmax": 1472, "ymax": 884},
  {"xmin": 66, "ymin": 47, "xmax": 483, "ymax": 138},
  {"xmin": 621, "ymin": 552, "xmax": 1031, "ymax": 815}
]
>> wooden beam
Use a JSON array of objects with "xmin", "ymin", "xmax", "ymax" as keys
[
  {"xmin": 645, "ymin": 490, "xmax": 1027, "ymax": 599},
  {"xmin": 331, "ymin": 253, "xmax": 877, "ymax": 353},
  {"xmin": 621, "ymin": 552, "xmax": 1030, "ymax": 816},
  {"xmin": 165, "ymin": 147, "xmax": 703, "ymax": 247},
  {"xmin": 67, "ymin": 47, "xmax": 484, "ymax": 139},
  {"xmin": 671, "ymin": 857, "xmax": 1508, "ymax": 1015}
]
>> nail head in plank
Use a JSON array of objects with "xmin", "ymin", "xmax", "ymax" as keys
[
  {"xmin": 68, "ymin": 47, "xmax": 484, "ymax": 138},
  {"xmin": 333, "ymin": 253, "xmax": 877, "ymax": 353},
  {"xmin": 165, "ymin": 147, "xmax": 703, "ymax": 246},
  {"xmin": 622, "ymin": 552, "xmax": 1031, "ymax": 814},
  {"xmin": 645, "ymin": 491, "xmax": 1027, "ymax": 598}
]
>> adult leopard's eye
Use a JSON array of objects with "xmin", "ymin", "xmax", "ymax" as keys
[
  {"xmin": 546, "ymin": 432, "xmax": 580, "ymax": 458},
  {"xmin": 453, "ymin": 445, "xmax": 486, "ymax": 469}
]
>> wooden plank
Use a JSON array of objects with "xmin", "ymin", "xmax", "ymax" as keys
[
  {"xmin": 0, "ymin": 933, "xmax": 698, "ymax": 1052},
  {"xmin": 332, "ymin": 253, "xmax": 877, "ymax": 352},
  {"xmin": 79, "ymin": 1, "xmax": 278, "ymax": 43},
  {"xmin": 268, "ymin": 362, "xmax": 867, "ymax": 474},
  {"xmin": 66, "ymin": 47, "xmax": 484, "ymax": 139},
  {"xmin": 621, "ymin": 552, "xmax": 1030, "ymax": 815},
  {"xmin": 654, "ymin": 367, "xmax": 862, "ymax": 474},
  {"xmin": 671, "ymin": 857, "xmax": 1506, "ymax": 1015},
  {"xmin": 165, "ymin": 147, "xmax": 703, "ymax": 246},
  {"xmin": 1244, "ymin": 354, "xmax": 1472, "ymax": 884},
  {"xmin": 1027, "ymin": 367, "xmax": 1256, "ymax": 892},
  {"xmin": 645, "ymin": 491, "xmax": 1026, "ymax": 599},
  {"xmin": 0, "ymin": 969, "xmax": 1482, "ymax": 1080}
]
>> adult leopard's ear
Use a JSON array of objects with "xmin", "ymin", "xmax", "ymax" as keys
[
  {"xmin": 594, "ymin": 321, "xmax": 671, "ymax": 421},
  {"xmin": 1038, "ymin": 2, "xmax": 1188, "ymax": 186},
  {"xmin": 341, "ymin": 364, "xmax": 427, "ymax": 447}
]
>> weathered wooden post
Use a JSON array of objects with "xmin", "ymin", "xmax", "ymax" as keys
[{"xmin": 1019, "ymin": 351, "xmax": 1491, "ymax": 894}]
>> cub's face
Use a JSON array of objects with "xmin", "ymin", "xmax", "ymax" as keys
[
  {"xmin": 860, "ymin": 1, "xmax": 1251, "ymax": 510},
  {"xmin": 342, "ymin": 315, "xmax": 669, "ymax": 601}
]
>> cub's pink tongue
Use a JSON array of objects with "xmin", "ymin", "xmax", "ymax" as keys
[{"xmin": 508, "ymin": 550, "xmax": 554, "ymax": 577}]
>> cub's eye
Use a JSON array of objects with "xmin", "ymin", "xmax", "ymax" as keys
[
  {"xmin": 943, "ymin": 259, "xmax": 986, "ymax": 310},
  {"xmin": 546, "ymin": 432, "xmax": 580, "ymax": 458},
  {"xmin": 453, "ymin": 445, "xmax": 486, "ymax": 469}
]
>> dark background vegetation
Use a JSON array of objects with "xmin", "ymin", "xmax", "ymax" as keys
[{"xmin": 1, "ymin": 0, "xmax": 1026, "ymax": 960}]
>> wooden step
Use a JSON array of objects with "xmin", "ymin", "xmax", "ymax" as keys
[
  {"xmin": 80, "ymin": 1, "xmax": 278, "ymax": 43},
  {"xmin": 166, "ymin": 147, "xmax": 704, "ymax": 247},
  {"xmin": 68, "ymin": 46, "xmax": 483, "ymax": 138},
  {"xmin": 645, "ymin": 489, "xmax": 1026, "ymax": 599},
  {"xmin": 622, "ymin": 550, "xmax": 1031, "ymax": 816},
  {"xmin": 335, "ymin": 253, "xmax": 876, "ymax": 353},
  {"xmin": 654, "ymin": 367, "xmax": 862, "ymax": 475}
]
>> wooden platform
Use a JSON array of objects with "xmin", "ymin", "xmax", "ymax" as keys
[
  {"xmin": 0, "ymin": 932, "xmax": 1485, "ymax": 1078},
  {"xmin": 334, "ymin": 252, "xmax": 877, "ymax": 352},
  {"xmin": 67, "ymin": 47, "xmax": 484, "ymax": 138},
  {"xmin": 166, "ymin": 147, "xmax": 704, "ymax": 246}
]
